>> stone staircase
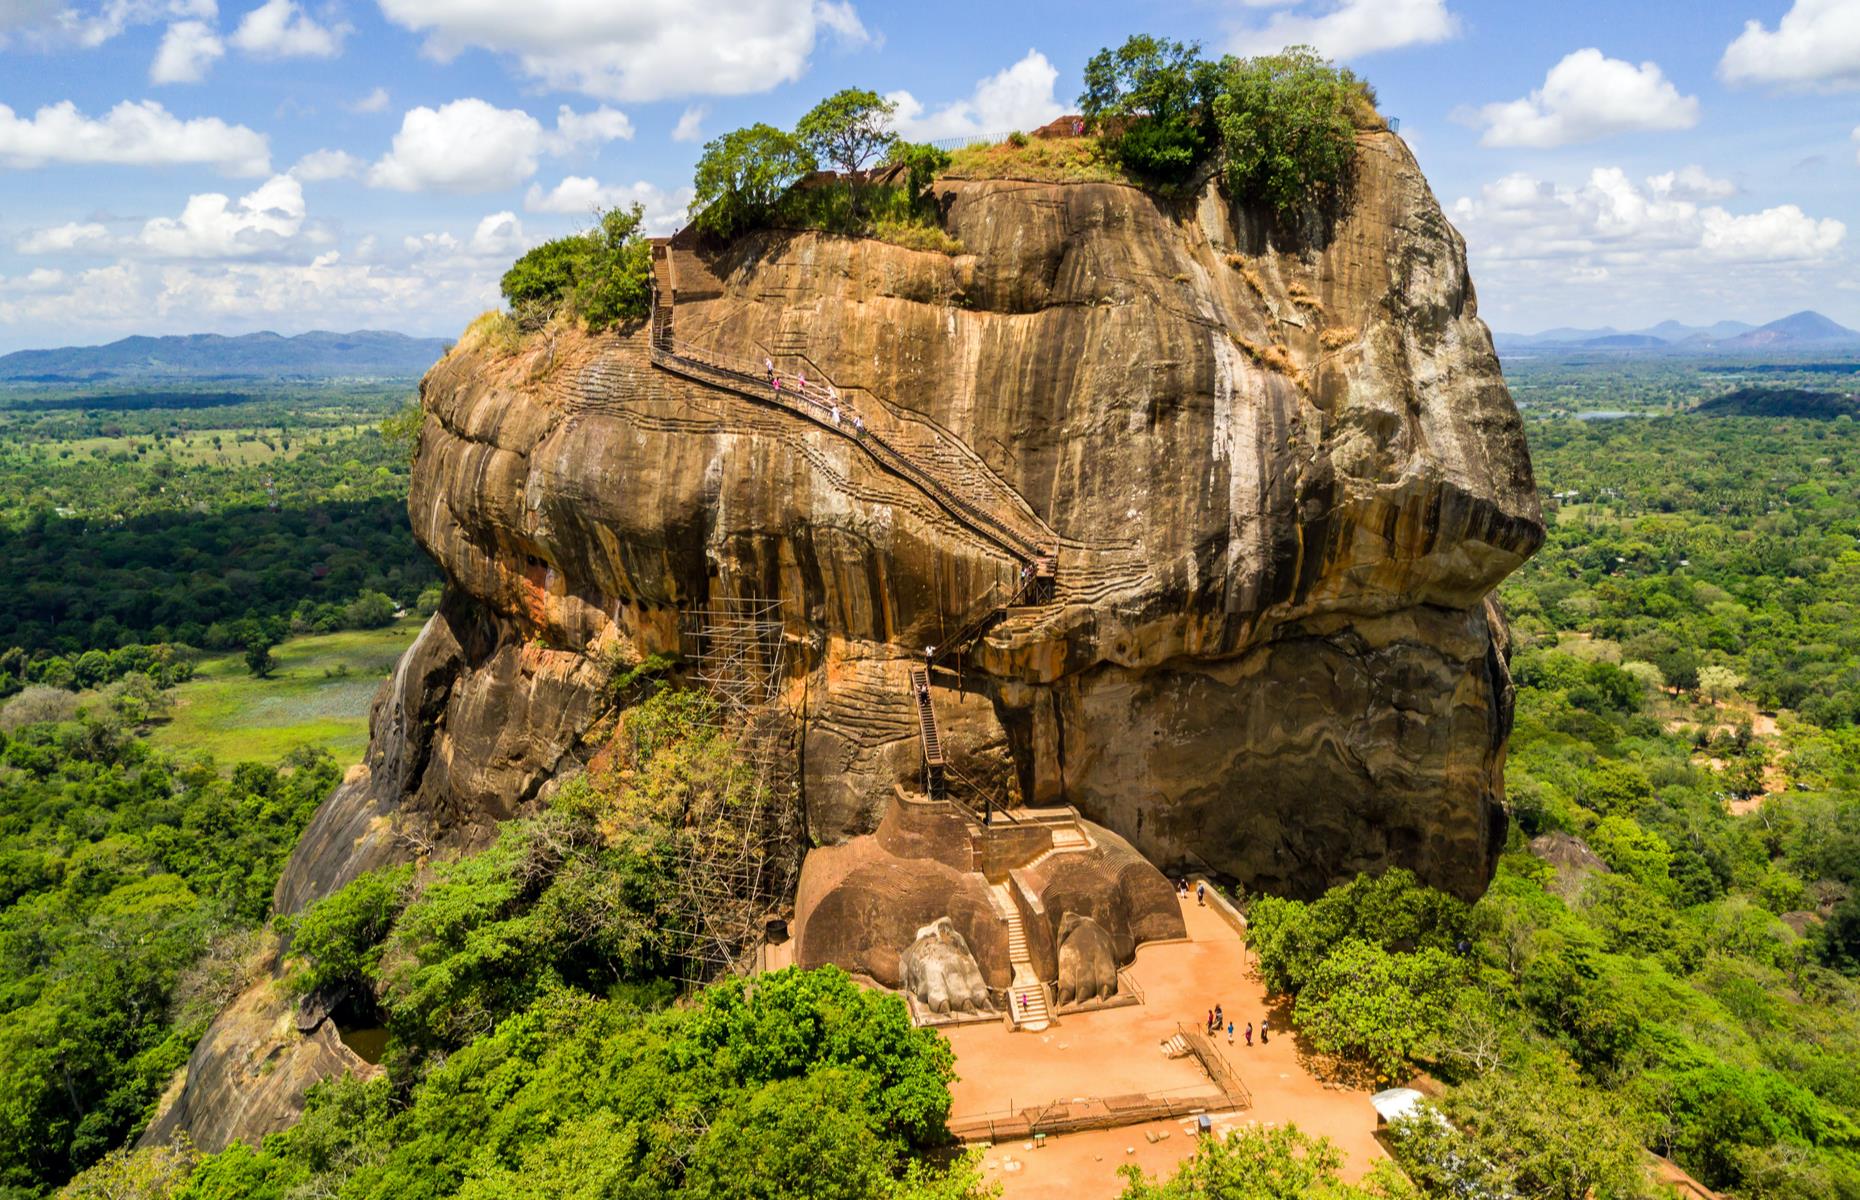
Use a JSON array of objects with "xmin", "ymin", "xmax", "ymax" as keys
[{"xmin": 990, "ymin": 883, "xmax": 1051, "ymax": 1032}]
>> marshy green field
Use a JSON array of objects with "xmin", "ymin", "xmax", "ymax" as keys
[{"xmin": 148, "ymin": 616, "xmax": 425, "ymax": 767}]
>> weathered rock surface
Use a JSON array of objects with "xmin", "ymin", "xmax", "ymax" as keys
[
  {"xmin": 1055, "ymin": 912, "xmax": 1119, "ymax": 1006},
  {"xmin": 899, "ymin": 918, "xmax": 996, "ymax": 1015},
  {"xmin": 163, "ymin": 130, "xmax": 1539, "ymax": 1149}
]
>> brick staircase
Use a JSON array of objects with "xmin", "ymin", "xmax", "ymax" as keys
[{"xmin": 990, "ymin": 883, "xmax": 1051, "ymax": 1032}]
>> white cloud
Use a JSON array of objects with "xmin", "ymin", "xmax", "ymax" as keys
[
  {"xmin": 138, "ymin": 173, "xmax": 306, "ymax": 257},
  {"xmin": 888, "ymin": 50, "xmax": 1063, "ymax": 142},
  {"xmin": 1454, "ymin": 167, "xmax": 1844, "ymax": 264},
  {"xmin": 523, "ymin": 176, "xmax": 694, "ymax": 232},
  {"xmin": 348, "ymin": 86, "xmax": 390, "ymax": 113},
  {"xmin": 1721, "ymin": 0, "xmax": 1860, "ymax": 91},
  {"xmin": 1230, "ymin": 0, "xmax": 1458, "ymax": 59},
  {"xmin": 467, "ymin": 211, "xmax": 527, "ymax": 257},
  {"xmin": 11, "ymin": 0, "xmax": 215, "ymax": 48},
  {"xmin": 544, "ymin": 104, "xmax": 633, "ymax": 151},
  {"xmin": 1469, "ymin": 49, "xmax": 1698, "ymax": 148},
  {"xmin": 230, "ymin": 0, "xmax": 345, "ymax": 57},
  {"xmin": 0, "ymin": 99, "xmax": 268, "ymax": 174},
  {"xmin": 150, "ymin": 18, "xmax": 223, "ymax": 82},
  {"xmin": 368, "ymin": 99, "xmax": 631, "ymax": 193},
  {"xmin": 1646, "ymin": 165, "xmax": 1736, "ymax": 201},
  {"xmin": 16, "ymin": 221, "xmax": 111, "ymax": 254},
  {"xmin": 671, "ymin": 105, "xmax": 706, "ymax": 143},
  {"xmin": 374, "ymin": 0, "xmax": 870, "ymax": 101},
  {"xmin": 290, "ymin": 147, "xmax": 361, "ymax": 180}
]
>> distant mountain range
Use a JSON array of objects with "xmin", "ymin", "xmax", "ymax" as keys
[
  {"xmin": 0, "ymin": 330, "xmax": 452, "ymax": 381},
  {"xmin": 1496, "ymin": 311, "xmax": 1860, "ymax": 354}
]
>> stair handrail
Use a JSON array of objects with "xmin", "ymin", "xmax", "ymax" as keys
[
  {"xmin": 945, "ymin": 761, "xmax": 1019, "ymax": 825},
  {"xmin": 646, "ymin": 273, "xmax": 1047, "ymax": 564}
]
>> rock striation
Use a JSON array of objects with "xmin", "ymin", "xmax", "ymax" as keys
[{"xmin": 159, "ymin": 129, "xmax": 1539, "ymax": 1150}]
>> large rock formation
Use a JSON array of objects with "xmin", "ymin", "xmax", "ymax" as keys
[{"xmin": 158, "ymin": 129, "xmax": 1539, "ymax": 1150}]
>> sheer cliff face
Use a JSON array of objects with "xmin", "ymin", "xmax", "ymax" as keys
[{"xmin": 292, "ymin": 130, "xmax": 1541, "ymax": 921}]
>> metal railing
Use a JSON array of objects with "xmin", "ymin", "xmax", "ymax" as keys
[{"xmin": 646, "ymin": 278, "xmax": 1047, "ymax": 564}]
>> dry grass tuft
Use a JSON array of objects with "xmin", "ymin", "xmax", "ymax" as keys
[
  {"xmin": 1231, "ymin": 332, "xmax": 1305, "ymax": 387},
  {"xmin": 1287, "ymin": 282, "xmax": 1324, "ymax": 312},
  {"xmin": 944, "ymin": 135, "xmax": 1127, "ymax": 184},
  {"xmin": 459, "ymin": 309, "xmax": 524, "ymax": 357},
  {"xmin": 1320, "ymin": 325, "xmax": 1360, "ymax": 350},
  {"xmin": 1232, "ymin": 260, "xmax": 1268, "ymax": 301},
  {"xmin": 873, "ymin": 218, "xmax": 965, "ymax": 255}
]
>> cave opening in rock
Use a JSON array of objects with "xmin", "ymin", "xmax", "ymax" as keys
[{"xmin": 327, "ymin": 990, "xmax": 388, "ymax": 1065}]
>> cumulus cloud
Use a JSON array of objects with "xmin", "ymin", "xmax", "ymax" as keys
[
  {"xmin": 671, "ymin": 105, "xmax": 706, "ymax": 143},
  {"xmin": 230, "ymin": 0, "xmax": 345, "ymax": 57},
  {"xmin": 290, "ymin": 147, "xmax": 361, "ymax": 180},
  {"xmin": 348, "ymin": 86, "xmax": 390, "ymax": 113},
  {"xmin": 1453, "ymin": 167, "xmax": 1843, "ymax": 264},
  {"xmin": 1230, "ymin": 0, "xmax": 1458, "ymax": 59},
  {"xmin": 466, "ymin": 211, "xmax": 527, "ymax": 257},
  {"xmin": 8, "ymin": 0, "xmax": 214, "ymax": 49},
  {"xmin": 1721, "ymin": 0, "xmax": 1860, "ymax": 90},
  {"xmin": 1646, "ymin": 165, "xmax": 1736, "ymax": 201},
  {"xmin": 16, "ymin": 221, "xmax": 111, "ymax": 254},
  {"xmin": 138, "ymin": 173, "xmax": 306, "ymax": 257},
  {"xmin": 888, "ymin": 50, "xmax": 1063, "ymax": 142},
  {"xmin": 374, "ymin": 0, "xmax": 870, "ymax": 101},
  {"xmin": 150, "ymin": 18, "xmax": 222, "ymax": 82},
  {"xmin": 1469, "ymin": 49, "xmax": 1698, "ymax": 147},
  {"xmin": 367, "ymin": 99, "xmax": 632, "ymax": 193},
  {"xmin": 0, "ymin": 99, "xmax": 268, "ymax": 174},
  {"xmin": 546, "ymin": 104, "xmax": 633, "ymax": 151},
  {"xmin": 523, "ymin": 176, "xmax": 694, "ymax": 232}
]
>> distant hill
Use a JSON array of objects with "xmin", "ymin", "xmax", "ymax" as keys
[
  {"xmin": 1693, "ymin": 386, "xmax": 1860, "ymax": 419},
  {"xmin": 1724, "ymin": 311, "xmax": 1860, "ymax": 349},
  {"xmin": 0, "ymin": 330, "xmax": 451, "ymax": 381},
  {"xmin": 1494, "ymin": 313, "xmax": 1859, "ymax": 354}
]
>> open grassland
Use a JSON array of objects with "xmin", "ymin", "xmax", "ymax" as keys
[{"xmin": 149, "ymin": 616, "xmax": 424, "ymax": 767}]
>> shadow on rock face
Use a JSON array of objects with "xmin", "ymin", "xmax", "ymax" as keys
[{"xmin": 900, "ymin": 917, "xmax": 995, "ymax": 1016}]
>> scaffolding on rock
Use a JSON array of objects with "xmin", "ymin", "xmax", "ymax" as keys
[{"xmin": 665, "ymin": 597, "xmax": 801, "ymax": 986}]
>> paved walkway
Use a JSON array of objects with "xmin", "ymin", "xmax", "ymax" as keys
[{"xmin": 948, "ymin": 894, "xmax": 1386, "ymax": 1198}]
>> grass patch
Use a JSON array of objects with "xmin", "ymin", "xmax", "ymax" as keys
[
  {"xmin": 148, "ymin": 617, "xmax": 424, "ymax": 768},
  {"xmin": 458, "ymin": 310, "xmax": 523, "ymax": 358},
  {"xmin": 1319, "ymin": 325, "xmax": 1359, "ymax": 350},
  {"xmin": 943, "ymin": 135, "xmax": 1129, "ymax": 184},
  {"xmin": 871, "ymin": 218, "xmax": 964, "ymax": 254}
]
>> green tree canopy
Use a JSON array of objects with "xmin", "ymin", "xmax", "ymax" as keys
[
  {"xmin": 690, "ymin": 125, "xmax": 818, "ymax": 237},
  {"xmin": 795, "ymin": 88, "xmax": 898, "ymax": 175},
  {"xmin": 1213, "ymin": 46, "xmax": 1367, "ymax": 218}
]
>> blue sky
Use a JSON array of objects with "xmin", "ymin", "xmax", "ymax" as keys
[{"xmin": 0, "ymin": 0, "xmax": 1857, "ymax": 351}]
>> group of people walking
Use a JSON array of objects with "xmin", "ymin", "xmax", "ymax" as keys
[
  {"xmin": 1178, "ymin": 878, "xmax": 1268, "ymax": 1047},
  {"xmin": 765, "ymin": 358, "xmax": 864, "ymax": 435},
  {"xmin": 1204, "ymin": 1002, "xmax": 1267, "ymax": 1046}
]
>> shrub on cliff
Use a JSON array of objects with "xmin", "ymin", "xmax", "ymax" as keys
[
  {"xmin": 690, "ymin": 124, "xmax": 818, "ymax": 238},
  {"xmin": 1079, "ymin": 34, "xmax": 1223, "ymax": 181},
  {"xmin": 1214, "ymin": 47, "xmax": 1369, "ymax": 217},
  {"xmin": 1080, "ymin": 36, "xmax": 1372, "ymax": 216},
  {"xmin": 498, "ymin": 204, "xmax": 652, "ymax": 331}
]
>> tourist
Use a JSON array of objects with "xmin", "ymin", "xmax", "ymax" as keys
[
  {"xmin": 797, "ymin": 371, "xmax": 807, "ymax": 396},
  {"xmin": 1214, "ymin": 1003, "xmax": 1223, "ymax": 1026},
  {"xmin": 764, "ymin": 357, "xmax": 774, "ymax": 382},
  {"xmin": 1260, "ymin": 1018, "xmax": 1269, "ymax": 1044},
  {"xmin": 1206, "ymin": 1009, "xmax": 1214, "ymax": 1033},
  {"xmin": 852, "ymin": 413, "xmax": 865, "ymax": 436},
  {"xmin": 772, "ymin": 375, "xmax": 782, "ymax": 395},
  {"xmin": 925, "ymin": 645, "xmax": 935, "ymax": 669},
  {"xmin": 1244, "ymin": 1022, "xmax": 1253, "ymax": 1046},
  {"xmin": 830, "ymin": 403, "xmax": 841, "ymax": 426},
  {"xmin": 1196, "ymin": 882, "xmax": 1206, "ymax": 906},
  {"xmin": 1226, "ymin": 1020, "xmax": 1234, "ymax": 1044}
]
